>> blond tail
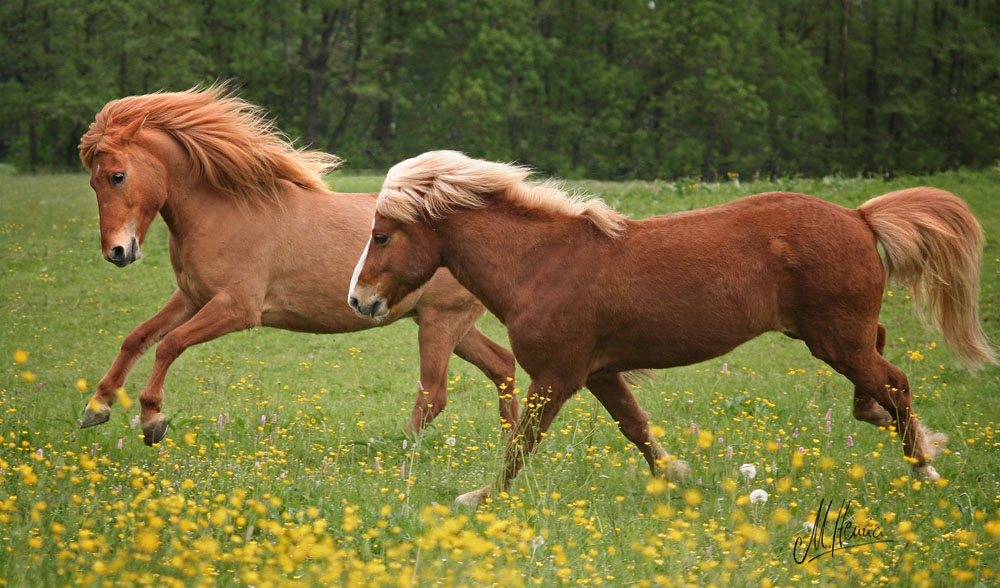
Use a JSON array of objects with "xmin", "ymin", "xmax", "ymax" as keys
[{"xmin": 858, "ymin": 187, "xmax": 995, "ymax": 368}]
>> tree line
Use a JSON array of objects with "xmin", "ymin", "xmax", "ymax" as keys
[{"xmin": 2, "ymin": 0, "xmax": 999, "ymax": 180}]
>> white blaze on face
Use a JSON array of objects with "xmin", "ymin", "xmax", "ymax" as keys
[{"xmin": 348, "ymin": 220, "xmax": 375, "ymax": 304}]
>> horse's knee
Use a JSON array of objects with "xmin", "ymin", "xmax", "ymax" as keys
[
  {"xmin": 154, "ymin": 332, "xmax": 187, "ymax": 365},
  {"xmin": 121, "ymin": 331, "xmax": 147, "ymax": 356}
]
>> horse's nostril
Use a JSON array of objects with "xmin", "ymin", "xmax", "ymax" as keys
[
  {"xmin": 110, "ymin": 245, "xmax": 125, "ymax": 261},
  {"xmin": 349, "ymin": 296, "xmax": 360, "ymax": 311}
]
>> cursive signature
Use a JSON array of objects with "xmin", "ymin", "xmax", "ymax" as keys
[{"xmin": 793, "ymin": 498, "xmax": 896, "ymax": 564}]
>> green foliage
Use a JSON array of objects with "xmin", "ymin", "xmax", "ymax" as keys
[{"xmin": 2, "ymin": 0, "xmax": 1000, "ymax": 178}]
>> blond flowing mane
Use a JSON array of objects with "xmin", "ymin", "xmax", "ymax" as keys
[
  {"xmin": 376, "ymin": 150, "xmax": 627, "ymax": 237},
  {"xmin": 79, "ymin": 83, "xmax": 341, "ymax": 202}
]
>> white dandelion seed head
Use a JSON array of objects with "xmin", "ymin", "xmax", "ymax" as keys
[
  {"xmin": 749, "ymin": 489, "xmax": 769, "ymax": 504},
  {"xmin": 740, "ymin": 463, "xmax": 757, "ymax": 479}
]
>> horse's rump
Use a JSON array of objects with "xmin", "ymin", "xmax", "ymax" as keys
[{"xmin": 593, "ymin": 192, "xmax": 883, "ymax": 367}]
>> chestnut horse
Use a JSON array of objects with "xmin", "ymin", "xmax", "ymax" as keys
[
  {"xmin": 77, "ymin": 88, "xmax": 518, "ymax": 445},
  {"xmin": 349, "ymin": 150, "xmax": 995, "ymax": 506}
]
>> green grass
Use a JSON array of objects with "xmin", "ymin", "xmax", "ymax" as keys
[{"xmin": 1, "ymin": 170, "xmax": 999, "ymax": 587}]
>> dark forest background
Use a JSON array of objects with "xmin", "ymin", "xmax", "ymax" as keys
[{"xmin": 2, "ymin": 0, "xmax": 999, "ymax": 179}]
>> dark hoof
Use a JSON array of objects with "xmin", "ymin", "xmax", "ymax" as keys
[
  {"xmin": 141, "ymin": 415, "xmax": 169, "ymax": 446},
  {"xmin": 80, "ymin": 403, "xmax": 111, "ymax": 428}
]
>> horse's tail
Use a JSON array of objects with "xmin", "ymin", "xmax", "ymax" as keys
[{"xmin": 857, "ymin": 187, "xmax": 995, "ymax": 368}]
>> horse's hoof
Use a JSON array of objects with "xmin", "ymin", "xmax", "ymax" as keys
[
  {"xmin": 915, "ymin": 464, "xmax": 940, "ymax": 482},
  {"xmin": 141, "ymin": 415, "xmax": 169, "ymax": 446},
  {"xmin": 80, "ymin": 403, "xmax": 111, "ymax": 428},
  {"xmin": 454, "ymin": 486, "xmax": 490, "ymax": 508},
  {"xmin": 666, "ymin": 458, "xmax": 690, "ymax": 482}
]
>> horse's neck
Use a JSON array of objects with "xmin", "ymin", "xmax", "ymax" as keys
[
  {"xmin": 158, "ymin": 183, "xmax": 228, "ymax": 240},
  {"xmin": 140, "ymin": 130, "xmax": 234, "ymax": 241},
  {"xmin": 438, "ymin": 206, "xmax": 593, "ymax": 321}
]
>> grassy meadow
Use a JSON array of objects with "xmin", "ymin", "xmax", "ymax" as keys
[{"xmin": 1, "ymin": 167, "xmax": 999, "ymax": 587}]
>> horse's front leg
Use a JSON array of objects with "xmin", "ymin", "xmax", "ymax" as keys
[
  {"xmin": 137, "ymin": 293, "xmax": 256, "ymax": 445},
  {"xmin": 455, "ymin": 379, "xmax": 571, "ymax": 506},
  {"xmin": 81, "ymin": 289, "xmax": 198, "ymax": 429},
  {"xmin": 454, "ymin": 326, "xmax": 519, "ymax": 431}
]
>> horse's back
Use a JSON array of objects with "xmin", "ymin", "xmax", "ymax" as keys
[
  {"xmin": 626, "ymin": 191, "xmax": 879, "ymax": 290},
  {"xmin": 592, "ymin": 192, "xmax": 885, "ymax": 369},
  {"xmin": 256, "ymin": 187, "xmax": 483, "ymax": 333}
]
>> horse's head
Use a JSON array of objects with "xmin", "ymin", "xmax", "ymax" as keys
[
  {"xmin": 348, "ymin": 213, "xmax": 444, "ymax": 319},
  {"xmin": 83, "ymin": 115, "xmax": 167, "ymax": 268}
]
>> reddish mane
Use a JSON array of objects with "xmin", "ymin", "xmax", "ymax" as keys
[{"xmin": 79, "ymin": 83, "xmax": 341, "ymax": 202}]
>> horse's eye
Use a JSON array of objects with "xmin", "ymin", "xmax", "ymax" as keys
[
  {"xmin": 372, "ymin": 233, "xmax": 390, "ymax": 246},
  {"xmin": 110, "ymin": 172, "xmax": 126, "ymax": 185}
]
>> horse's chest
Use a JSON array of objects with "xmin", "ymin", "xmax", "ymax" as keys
[
  {"xmin": 172, "ymin": 268, "xmax": 212, "ymax": 307},
  {"xmin": 169, "ymin": 251, "xmax": 220, "ymax": 307},
  {"xmin": 168, "ymin": 238, "xmax": 226, "ymax": 306}
]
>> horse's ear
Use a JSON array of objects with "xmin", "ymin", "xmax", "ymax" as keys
[{"xmin": 120, "ymin": 113, "xmax": 150, "ymax": 143}]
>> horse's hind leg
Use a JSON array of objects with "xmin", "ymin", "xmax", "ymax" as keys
[
  {"xmin": 805, "ymin": 327, "xmax": 944, "ymax": 479},
  {"xmin": 409, "ymin": 308, "xmax": 476, "ymax": 434},
  {"xmin": 852, "ymin": 322, "xmax": 893, "ymax": 428},
  {"xmin": 454, "ymin": 326, "xmax": 519, "ymax": 430},
  {"xmin": 586, "ymin": 372, "xmax": 688, "ymax": 481},
  {"xmin": 81, "ymin": 289, "xmax": 197, "ymax": 429}
]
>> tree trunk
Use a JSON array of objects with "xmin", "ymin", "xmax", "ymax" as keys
[
  {"xmin": 864, "ymin": 1, "xmax": 880, "ymax": 174},
  {"xmin": 28, "ymin": 122, "xmax": 38, "ymax": 171},
  {"xmin": 119, "ymin": 49, "xmax": 128, "ymax": 96},
  {"xmin": 305, "ymin": 71, "xmax": 321, "ymax": 145}
]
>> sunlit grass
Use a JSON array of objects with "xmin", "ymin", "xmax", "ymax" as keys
[{"xmin": 1, "ymin": 170, "xmax": 998, "ymax": 586}]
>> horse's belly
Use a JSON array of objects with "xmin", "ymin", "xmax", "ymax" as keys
[
  {"xmin": 595, "ymin": 319, "xmax": 773, "ymax": 373},
  {"xmin": 260, "ymin": 299, "xmax": 417, "ymax": 334}
]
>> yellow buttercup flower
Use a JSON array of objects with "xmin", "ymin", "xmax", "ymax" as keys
[
  {"xmin": 115, "ymin": 387, "xmax": 133, "ymax": 409},
  {"xmin": 136, "ymin": 529, "xmax": 160, "ymax": 553},
  {"xmin": 683, "ymin": 488, "xmax": 703, "ymax": 507},
  {"xmin": 645, "ymin": 477, "xmax": 668, "ymax": 495}
]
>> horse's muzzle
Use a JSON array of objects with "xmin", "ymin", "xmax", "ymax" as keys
[
  {"xmin": 106, "ymin": 236, "xmax": 141, "ymax": 267},
  {"xmin": 348, "ymin": 291, "xmax": 387, "ymax": 320}
]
